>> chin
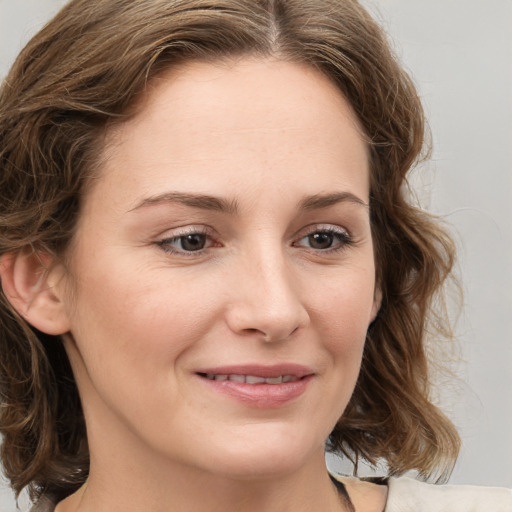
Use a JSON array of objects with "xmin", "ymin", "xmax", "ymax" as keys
[{"xmin": 196, "ymin": 426, "xmax": 325, "ymax": 481}]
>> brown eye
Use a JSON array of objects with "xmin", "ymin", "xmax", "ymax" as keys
[
  {"xmin": 158, "ymin": 232, "xmax": 211, "ymax": 254},
  {"xmin": 178, "ymin": 234, "xmax": 207, "ymax": 252},
  {"xmin": 295, "ymin": 228, "xmax": 353, "ymax": 252},
  {"xmin": 307, "ymin": 232, "xmax": 335, "ymax": 250}
]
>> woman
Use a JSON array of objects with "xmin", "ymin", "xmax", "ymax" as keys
[{"xmin": 0, "ymin": 1, "xmax": 510, "ymax": 511}]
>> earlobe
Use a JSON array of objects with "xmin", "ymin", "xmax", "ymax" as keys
[{"xmin": 0, "ymin": 249, "xmax": 71, "ymax": 335}]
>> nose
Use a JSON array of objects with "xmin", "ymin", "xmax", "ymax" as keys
[{"xmin": 224, "ymin": 248, "xmax": 310, "ymax": 342}]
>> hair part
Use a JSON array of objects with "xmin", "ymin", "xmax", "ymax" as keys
[{"xmin": 0, "ymin": 0, "xmax": 459, "ymax": 500}]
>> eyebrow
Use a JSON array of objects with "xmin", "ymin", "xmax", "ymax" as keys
[
  {"xmin": 129, "ymin": 192, "xmax": 238, "ymax": 214},
  {"xmin": 129, "ymin": 190, "xmax": 368, "ymax": 214},
  {"xmin": 299, "ymin": 192, "xmax": 369, "ymax": 211}
]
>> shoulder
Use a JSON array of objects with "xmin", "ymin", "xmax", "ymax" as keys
[
  {"xmin": 331, "ymin": 473, "xmax": 512, "ymax": 512},
  {"xmin": 385, "ymin": 476, "xmax": 512, "ymax": 512}
]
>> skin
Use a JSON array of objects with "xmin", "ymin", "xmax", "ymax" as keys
[{"xmin": 4, "ymin": 58, "xmax": 386, "ymax": 511}]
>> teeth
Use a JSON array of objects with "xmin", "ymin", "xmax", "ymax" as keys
[
  {"xmin": 265, "ymin": 376, "xmax": 283, "ymax": 384},
  {"xmin": 245, "ymin": 375, "xmax": 266, "ymax": 384},
  {"xmin": 204, "ymin": 374, "xmax": 298, "ymax": 384}
]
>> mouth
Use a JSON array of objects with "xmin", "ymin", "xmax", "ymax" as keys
[
  {"xmin": 194, "ymin": 365, "xmax": 314, "ymax": 408},
  {"xmin": 195, "ymin": 363, "xmax": 313, "ymax": 382},
  {"xmin": 198, "ymin": 373, "xmax": 302, "ymax": 384}
]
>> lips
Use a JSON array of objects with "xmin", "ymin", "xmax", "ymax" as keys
[{"xmin": 195, "ymin": 364, "xmax": 314, "ymax": 408}]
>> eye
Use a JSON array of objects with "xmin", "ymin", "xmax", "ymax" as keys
[
  {"xmin": 157, "ymin": 228, "xmax": 215, "ymax": 255},
  {"xmin": 295, "ymin": 227, "xmax": 353, "ymax": 252},
  {"xmin": 172, "ymin": 233, "xmax": 207, "ymax": 252}
]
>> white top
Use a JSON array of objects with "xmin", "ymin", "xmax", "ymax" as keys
[{"xmin": 385, "ymin": 476, "xmax": 512, "ymax": 512}]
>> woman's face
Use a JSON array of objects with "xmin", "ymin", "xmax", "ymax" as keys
[{"xmin": 59, "ymin": 58, "xmax": 380, "ymax": 480}]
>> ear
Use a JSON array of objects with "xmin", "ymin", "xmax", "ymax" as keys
[
  {"xmin": 370, "ymin": 286, "xmax": 382, "ymax": 323},
  {"xmin": 0, "ymin": 249, "xmax": 71, "ymax": 335}
]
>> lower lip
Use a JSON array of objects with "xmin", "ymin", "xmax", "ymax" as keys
[{"xmin": 198, "ymin": 375, "xmax": 313, "ymax": 408}]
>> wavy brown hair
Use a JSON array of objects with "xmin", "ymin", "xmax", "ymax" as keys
[{"xmin": 0, "ymin": 0, "xmax": 459, "ymax": 502}]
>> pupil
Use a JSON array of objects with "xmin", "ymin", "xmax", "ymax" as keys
[
  {"xmin": 309, "ymin": 232, "xmax": 333, "ymax": 249},
  {"xmin": 181, "ymin": 234, "xmax": 205, "ymax": 251}
]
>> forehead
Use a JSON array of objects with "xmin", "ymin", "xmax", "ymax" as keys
[{"xmin": 93, "ymin": 58, "xmax": 369, "ymax": 211}]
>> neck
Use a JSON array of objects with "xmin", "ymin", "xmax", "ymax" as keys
[{"xmin": 56, "ymin": 449, "xmax": 348, "ymax": 512}]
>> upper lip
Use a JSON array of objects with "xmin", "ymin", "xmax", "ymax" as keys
[{"xmin": 195, "ymin": 364, "xmax": 314, "ymax": 379}]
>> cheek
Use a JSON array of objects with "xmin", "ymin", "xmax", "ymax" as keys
[
  {"xmin": 310, "ymin": 265, "xmax": 376, "ymax": 334},
  {"xmin": 64, "ymin": 260, "xmax": 223, "ymax": 378},
  {"xmin": 307, "ymin": 267, "xmax": 375, "ymax": 378}
]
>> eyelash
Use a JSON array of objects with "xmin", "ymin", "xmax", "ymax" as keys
[
  {"xmin": 155, "ymin": 225, "xmax": 353, "ymax": 256},
  {"xmin": 293, "ymin": 225, "xmax": 354, "ymax": 253},
  {"xmin": 156, "ymin": 227, "xmax": 215, "ymax": 256}
]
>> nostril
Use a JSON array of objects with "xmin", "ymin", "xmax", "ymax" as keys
[
  {"xmin": 225, "ymin": 292, "xmax": 309, "ymax": 343},
  {"xmin": 239, "ymin": 327, "xmax": 279, "ymax": 342}
]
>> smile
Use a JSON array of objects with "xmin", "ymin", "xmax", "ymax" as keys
[
  {"xmin": 195, "ymin": 365, "xmax": 314, "ymax": 408},
  {"xmin": 201, "ymin": 374, "xmax": 300, "ymax": 384}
]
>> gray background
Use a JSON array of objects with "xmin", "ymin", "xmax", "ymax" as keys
[{"xmin": 1, "ymin": 0, "xmax": 511, "ymax": 509}]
